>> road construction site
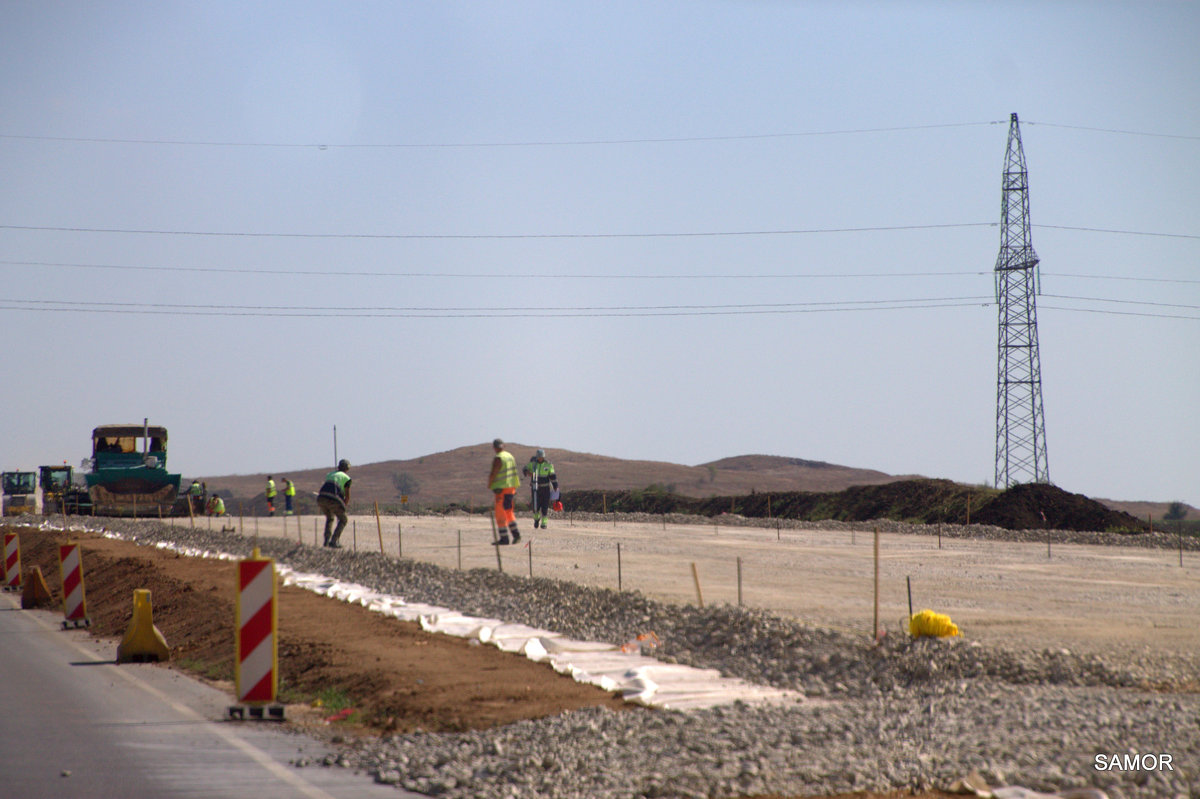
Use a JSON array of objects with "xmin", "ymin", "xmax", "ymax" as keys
[{"xmin": 177, "ymin": 508, "xmax": 1200, "ymax": 662}]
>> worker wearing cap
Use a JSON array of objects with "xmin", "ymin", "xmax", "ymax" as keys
[
  {"xmin": 265, "ymin": 476, "xmax": 277, "ymax": 516},
  {"xmin": 282, "ymin": 477, "xmax": 296, "ymax": 515},
  {"xmin": 318, "ymin": 460, "xmax": 352, "ymax": 548},
  {"xmin": 488, "ymin": 439, "xmax": 521, "ymax": 545},
  {"xmin": 522, "ymin": 449, "xmax": 559, "ymax": 530}
]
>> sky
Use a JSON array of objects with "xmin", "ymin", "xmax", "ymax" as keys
[{"xmin": 1, "ymin": 1, "xmax": 1197, "ymax": 506}]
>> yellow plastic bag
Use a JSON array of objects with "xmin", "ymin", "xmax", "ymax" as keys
[{"xmin": 908, "ymin": 608, "xmax": 960, "ymax": 638}]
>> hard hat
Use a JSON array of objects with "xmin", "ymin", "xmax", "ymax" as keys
[
  {"xmin": 536, "ymin": 449, "xmax": 546, "ymax": 458},
  {"xmin": 553, "ymin": 500, "xmax": 564, "ymax": 512},
  {"xmin": 338, "ymin": 459, "xmax": 350, "ymax": 471}
]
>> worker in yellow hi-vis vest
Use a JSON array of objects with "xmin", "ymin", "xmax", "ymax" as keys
[
  {"xmin": 265, "ymin": 476, "xmax": 277, "ymax": 516},
  {"xmin": 522, "ymin": 449, "xmax": 560, "ymax": 530},
  {"xmin": 282, "ymin": 477, "xmax": 296, "ymax": 515},
  {"xmin": 318, "ymin": 460, "xmax": 352, "ymax": 548},
  {"xmin": 487, "ymin": 439, "xmax": 521, "ymax": 545}
]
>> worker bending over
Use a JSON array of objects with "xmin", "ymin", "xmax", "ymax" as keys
[{"xmin": 318, "ymin": 460, "xmax": 352, "ymax": 548}]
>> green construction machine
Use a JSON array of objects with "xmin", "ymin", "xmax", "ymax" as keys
[{"xmin": 83, "ymin": 420, "xmax": 183, "ymax": 516}]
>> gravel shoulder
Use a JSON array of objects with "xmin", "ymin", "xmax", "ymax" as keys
[{"xmin": 12, "ymin": 512, "xmax": 1200, "ymax": 798}]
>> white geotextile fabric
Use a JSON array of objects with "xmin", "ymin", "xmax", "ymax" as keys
[
  {"xmin": 74, "ymin": 526, "xmax": 799, "ymax": 710},
  {"xmin": 280, "ymin": 567, "xmax": 800, "ymax": 710}
]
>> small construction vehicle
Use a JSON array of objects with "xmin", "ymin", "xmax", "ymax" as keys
[
  {"xmin": 2, "ymin": 470, "xmax": 39, "ymax": 516},
  {"xmin": 39, "ymin": 464, "xmax": 93, "ymax": 515}
]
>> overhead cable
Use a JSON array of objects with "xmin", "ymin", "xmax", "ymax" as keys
[
  {"xmin": 1, "ymin": 259, "xmax": 1195, "ymax": 284},
  {"xmin": 0, "ymin": 121, "xmax": 998, "ymax": 149},
  {"xmin": 0, "ymin": 222, "xmax": 994, "ymax": 240}
]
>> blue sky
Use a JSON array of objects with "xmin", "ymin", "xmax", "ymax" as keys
[{"xmin": 2, "ymin": 1, "xmax": 1197, "ymax": 506}]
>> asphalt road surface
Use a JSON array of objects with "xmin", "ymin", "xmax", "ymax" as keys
[{"xmin": 0, "ymin": 590, "xmax": 411, "ymax": 799}]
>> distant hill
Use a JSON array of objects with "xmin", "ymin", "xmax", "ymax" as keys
[
  {"xmin": 196, "ymin": 443, "xmax": 921, "ymax": 511},
  {"xmin": 1095, "ymin": 499, "xmax": 1197, "ymax": 526},
  {"xmin": 193, "ymin": 442, "xmax": 1196, "ymax": 521}
]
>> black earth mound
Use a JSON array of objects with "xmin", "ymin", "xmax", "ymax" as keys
[{"xmin": 561, "ymin": 479, "xmax": 1147, "ymax": 533}]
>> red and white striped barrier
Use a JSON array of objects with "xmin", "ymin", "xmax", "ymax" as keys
[
  {"xmin": 232, "ymin": 548, "xmax": 281, "ymax": 718},
  {"xmin": 3, "ymin": 533, "xmax": 20, "ymax": 592},
  {"xmin": 58, "ymin": 542, "xmax": 90, "ymax": 627}
]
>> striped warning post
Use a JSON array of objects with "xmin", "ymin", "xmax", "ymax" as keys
[
  {"xmin": 3, "ymin": 533, "xmax": 21, "ymax": 592},
  {"xmin": 234, "ymin": 548, "xmax": 278, "ymax": 707},
  {"xmin": 58, "ymin": 542, "xmax": 90, "ymax": 627}
]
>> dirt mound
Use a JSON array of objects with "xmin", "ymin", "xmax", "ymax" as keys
[
  {"xmin": 562, "ymin": 479, "xmax": 1148, "ymax": 533},
  {"xmin": 973, "ymin": 482, "xmax": 1145, "ymax": 532}
]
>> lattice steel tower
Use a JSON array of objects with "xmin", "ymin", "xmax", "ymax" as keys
[{"xmin": 994, "ymin": 112, "xmax": 1050, "ymax": 488}]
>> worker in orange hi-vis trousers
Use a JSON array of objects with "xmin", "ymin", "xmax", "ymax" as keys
[{"xmin": 487, "ymin": 438, "xmax": 521, "ymax": 545}]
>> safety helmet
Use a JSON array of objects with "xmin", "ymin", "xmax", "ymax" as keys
[
  {"xmin": 338, "ymin": 459, "xmax": 350, "ymax": 471},
  {"xmin": 535, "ymin": 449, "xmax": 546, "ymax": 459}
]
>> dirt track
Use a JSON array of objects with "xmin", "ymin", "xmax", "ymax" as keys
[{"xmin": 193, "ymin": 511, "xmax": 1200, "ymax": 661}]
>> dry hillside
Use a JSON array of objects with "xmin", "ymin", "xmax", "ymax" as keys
[
  {"xmin": 198, "ymin": 444, "xmax": 918, "ymax": 509},
  {"xmin": 194, "ymin": 443, "xmax": 1195, "ymax": 520}
]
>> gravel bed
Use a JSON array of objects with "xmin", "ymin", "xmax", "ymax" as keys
[{"xmin": 50, "ymin": 516, "xmax": 1200, "ymax": 798}]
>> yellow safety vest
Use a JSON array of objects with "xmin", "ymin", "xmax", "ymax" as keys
[{"xmin": 489, "ymin": 450, "xmax": 520, "ymax": 490}]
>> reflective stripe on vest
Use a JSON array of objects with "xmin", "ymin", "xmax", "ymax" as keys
[{"xmin": 528, "ymin": 460, "xmax": 556, "ymax": 488}]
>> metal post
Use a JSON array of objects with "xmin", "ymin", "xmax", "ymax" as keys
[
  {"xmin": 872, "ymin": 528, "xmax": 880, "ymax": 643},
  {"xmin": 736, "ymin": 556, "xmax": 743, "ymax": 607}
]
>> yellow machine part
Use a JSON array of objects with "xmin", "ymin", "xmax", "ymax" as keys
[{"xmin": 116, "ymin": 589, "xmax": 170, "ymax": 663}]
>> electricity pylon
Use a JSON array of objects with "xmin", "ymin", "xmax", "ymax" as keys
[{"xmin": 994, "ymin": 112, "xmax": 1050, "ymax": 489}]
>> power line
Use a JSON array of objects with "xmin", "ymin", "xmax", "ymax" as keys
[
  {"xmin": 4, "ymin": 299, "xmax": 1195, "ymax": 321},
  {"xmin": 0, "ymin": 258, "xmax": 990, "ymax": 280},
  {"xmin": 3, "ymin": 120, "xmax": 1195, "ymax": 149},
  {"xmin": 0, "ymin": 294, "xmax": 993, "ymax": 317},
  {"xmin": 1034, "ymin": 224, "xmax": 1200, "ymax": 240},
  {"xmin": 1043, "ymin": 272, "xmax": 1200, "ymax": 285},
  {"xmin": 4, "ymin": 259, "xmax": 1195, "ymax": 285},
  {"xmin": 1040, "ymin": 305, "xmax": 1200, "ymax": 321},
  {"xmin": 1024, "ymin": 121, "xmax": 1200, "ymax": 141},
  {"xmin": 1041, "ymin": 294, "xmax": 1200, "ymax": 311},
  {"xmin": 4, "ymin": 221, "xmax": 1196, "ymax": 241},
  {"xmin": 0, "ymin": 222, "xmax": 993, "ymax": 240},
  {"xmin": 0, "ymin": 121, "xmax": 999, "ymax": 150}
]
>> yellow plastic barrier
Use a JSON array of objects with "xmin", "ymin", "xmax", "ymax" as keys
[
  {"xmin": 116, "ymin": 589, "xmax": 170, "ymax": 663},
  {"xmin": 908, "ymin": 608, "xmax": 960, "ymax": 638},
  {"xmin": 20, "ymin": 566, "xmax": 53, "ymax": 609}
]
